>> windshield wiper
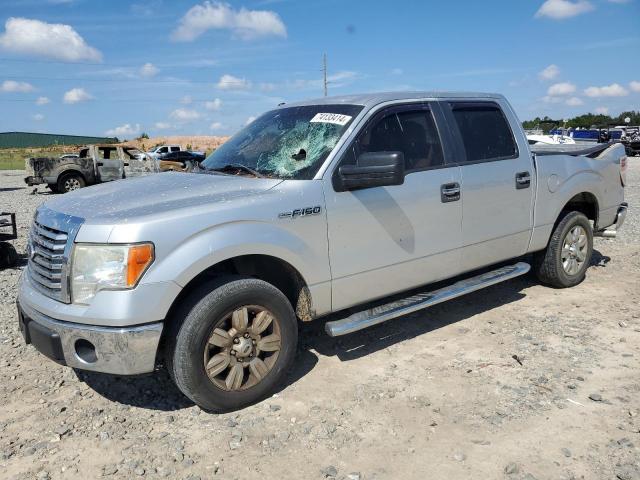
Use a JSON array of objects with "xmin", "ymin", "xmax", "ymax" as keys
[{"xmin": 209, "ymin": 163, "xmax": 265, "ymax": 178}]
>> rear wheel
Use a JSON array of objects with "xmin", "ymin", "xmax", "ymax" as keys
[
  {"xmin": 533, "ymin": 211, "xmax": 593, "ymax": 288},
  {"xmin": 166, "ymin": 277, "xmax": 298, "ymax": 411},
  {"xmin": 57, "ymin": 173, "xmax": 85, "ymax": 193}
]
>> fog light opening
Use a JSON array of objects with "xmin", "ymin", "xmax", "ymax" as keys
[{"xmin": 74, "ymin": 338, "xmax": 97, "ymax": 363}]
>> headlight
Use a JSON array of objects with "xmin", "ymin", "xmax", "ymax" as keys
[{"xmin": 71, "ymin": 243, "xmax": 154, "ymax": 305}]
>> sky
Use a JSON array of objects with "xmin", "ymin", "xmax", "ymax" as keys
[{"xmin": 0, "ymin": 0, "xmax": 639, "ymax": 138}]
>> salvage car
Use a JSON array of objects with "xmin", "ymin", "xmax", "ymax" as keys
[
  {"xmin": 158, "ymin": 150, "xmax": 205, "ymax": 172},
  {"xmin": 24, "ymin": 145, "xmax": 158, "ymax": 193},
  {"xmin": 17, "ymin": 92, "xmax": 627, "ymax": 411}
]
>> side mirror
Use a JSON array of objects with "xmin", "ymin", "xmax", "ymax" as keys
[{"xmin": 334, "ymin": 151, "xmax": 405, "ymax": 192}]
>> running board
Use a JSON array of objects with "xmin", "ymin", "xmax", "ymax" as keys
[{"xmin": 325, "ymin": 262, "xmax": 530, "ymax": 337}]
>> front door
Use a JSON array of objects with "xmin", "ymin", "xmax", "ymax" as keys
[
  {"xmin": 441, "ymin": 101, "xmax": 535, "ymax": 272},
  {"xmin": 324, "ymin": 103, "xmax": 464, "ymax": 311},
  {"xmin": 95, "ymin": 146, "xmax": 124, "ymax": 182}
]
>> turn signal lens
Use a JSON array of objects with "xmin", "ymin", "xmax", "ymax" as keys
[{"xmin": 127, "ymin": 244, "xmax": 154, "ymax": 287}]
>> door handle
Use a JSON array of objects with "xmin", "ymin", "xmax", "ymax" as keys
[
  {"xmin": 516, "ymin": 171, "xmax": 531, "ymax": 189},
  {"xmin": 441, "ymin": 182, "xmax": 460, "ymax": 203}
]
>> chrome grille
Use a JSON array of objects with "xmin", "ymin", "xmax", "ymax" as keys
[{"xmin": 28, "ymin": 220, "xmax": 69, "ymax": 302}]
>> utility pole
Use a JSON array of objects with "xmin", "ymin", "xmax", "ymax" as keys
[{"xmin": 323, "ymin": 53, "xmax": 328, "ymax": 97}]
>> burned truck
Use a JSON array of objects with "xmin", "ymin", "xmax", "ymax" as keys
[{"xmin": 24, "ymin": 145, "xmax": 159, "ymax": 193}]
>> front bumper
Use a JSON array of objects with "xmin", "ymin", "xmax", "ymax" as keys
[{"xmin": 18, "ymin": 301, "xmax": 163, "ymax": 375}]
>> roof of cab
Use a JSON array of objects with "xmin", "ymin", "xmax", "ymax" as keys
[{"xmin": 283, "ymin": 91, "xmax": 505, "ymax": 109}]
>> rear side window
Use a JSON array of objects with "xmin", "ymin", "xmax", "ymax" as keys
[
  {"xmin": 170, "ymin": 146, "xmax": 180, "ymax": 152},
  {"xmin": 450, "ymin": 104, "xmax": 517, "ymax": 162}
]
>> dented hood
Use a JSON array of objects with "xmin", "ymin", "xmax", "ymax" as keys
[{"xmin": 43, "ymin": 172, "xmax": 282, "ymax": 224}]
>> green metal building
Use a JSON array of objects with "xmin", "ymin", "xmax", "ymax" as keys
[{"xmin": 0, "ymin": 132, "xmax": 118, "ymax": 148}]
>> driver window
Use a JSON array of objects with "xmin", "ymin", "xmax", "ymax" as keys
[{"xmin": 343, "ymin": 109, "xmax": 444, "ymax": 172}]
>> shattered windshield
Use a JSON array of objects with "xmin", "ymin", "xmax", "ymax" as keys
[{"xmin": 201, "ymin": 104, "xmax": 363, "ymax": 179}]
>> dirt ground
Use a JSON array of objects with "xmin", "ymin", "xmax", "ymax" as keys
[{"xmin": 0, "ymin": 161, "xmax": 638, "ymax": 480}]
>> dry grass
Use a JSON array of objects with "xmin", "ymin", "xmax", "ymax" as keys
[{"xmin": 122, "ymin": 136, "xmax": 229, "ymax": 153}]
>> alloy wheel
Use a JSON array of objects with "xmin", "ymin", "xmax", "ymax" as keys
[
  {"xmin": 203, "ymin": 306, "xmax": 281, "ymax": 391},
  {"xmin": 561, "ymin": 225, "xmax": 588, "ymax": 275}
]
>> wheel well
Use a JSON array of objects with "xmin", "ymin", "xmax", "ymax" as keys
[
  {"xmin": 57, "ymin": 169, "xmax": 85, "ymax": 183},
  {"xmin": 561, "ymin": 192, "xmax": 598, "ymax": 227},
  {"xmin": 166, "ymin": 255, "xmax": 313, "ymax": 325}
]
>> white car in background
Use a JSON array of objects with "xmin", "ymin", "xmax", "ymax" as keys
[{"xmin": 137, "ymin": 145, "xmax": 183, "ymax": 160}]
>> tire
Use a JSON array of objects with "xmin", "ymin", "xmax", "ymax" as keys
[
  {"xmin": 57, "ymin": 172, "xmax": 85, "ymax": 193},
  {"xmin": 533, "ymin": 211, "xmax": 593, "ymax": 288},
  {"xmin": 166, "ymin": 277, "xmax": 298, "ymax": 411},
  {"xmin": 0, "ymin": 243, "xmax": 18, "ymax": 268}
]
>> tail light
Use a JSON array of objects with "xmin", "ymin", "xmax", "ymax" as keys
[{"xmin": 620, "ymin": 155, "xmax": 627, "ymax": 187}]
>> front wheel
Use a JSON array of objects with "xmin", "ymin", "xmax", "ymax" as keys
[
  {"xmin": 166, "ymin": 277, "xmax": 298, "ymax": 411},
  {"xmin": 533, "ymin": 211, "xmax": 593, "ymax": 288}
]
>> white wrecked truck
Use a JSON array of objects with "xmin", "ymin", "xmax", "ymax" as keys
[{"xmin": 17, "ymin": 92, "xmax": 627, "ymax": 411}]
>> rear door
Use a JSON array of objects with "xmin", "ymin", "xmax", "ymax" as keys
[
  {"xmin": 441, "ymin": 100, "xmax": 534, "ymax": 272},
  {"xmin": 95, "ymin": 146, "xmax": 124, "ymax": 182}
]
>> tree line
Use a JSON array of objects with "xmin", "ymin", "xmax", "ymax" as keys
[{"xmin": 522, "ymin": 110, "xmax": 640, "ymax": 133}]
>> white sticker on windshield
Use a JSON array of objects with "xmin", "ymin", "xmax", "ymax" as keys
[{"xmin": 309, "ymin": 112, "xmax": 352, "ymax": 126}]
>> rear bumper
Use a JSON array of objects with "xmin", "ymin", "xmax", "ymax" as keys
[
  {"xmin": 595, "ymin": 203, "xmax": 628, "ymax": 238},
  {"xmin": 615, "ymin": 203, "xmax": 628, "ymax": 229},
  {"xmin": 24, "ymin": 176, "xmax": 45, "ymax": 186},
  {"xmin": 17, "ymin": 301, "xmax": 163, "ymax": 375}
]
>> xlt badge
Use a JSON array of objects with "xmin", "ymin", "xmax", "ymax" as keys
[{"xmin": 278, "ymin": 206, "xmax": 322, "ymax": 219}]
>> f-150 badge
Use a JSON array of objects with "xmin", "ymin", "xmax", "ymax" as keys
[{"xmin": 278, "ymin": 206, "xmax": 322, "ymax": 219}]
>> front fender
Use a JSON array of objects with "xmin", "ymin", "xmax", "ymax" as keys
[{"xmin": 142, "ymin": 220, "xmax": 330, "ymax": 289}]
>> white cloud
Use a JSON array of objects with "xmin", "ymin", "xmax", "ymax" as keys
[
  {"xmin": 391, "ymin": 68, "xmax": 403, "ymax": 75},
  {"xmin": 290, "ymin": 70, "xmax": 358, "ymax": 90},
  {"xmin": 181, "ymin": 95, "xmax": 193, "ymax": 104},
  {"xmin": 259, "ymin": 82, "xmax": 276, "ymax": 92},
  {"xmin": 154, "ymin": 122, "xmax": 172, "ymax": 130},
  {"xmin": 33, "ymin": 113, "xmax": 44, "ymax": 121},
  {"xmin": 584, "ymin": 83, "xmax": 628, "ymax": 97},
  {"xmin": 63, "ymin": 87, "xmax": 93, "ymax": 104},
  {"xmin": 547, "ymin": 82, "xmax": 576, "ymax": 96},
  {"xmin": 542, "ymin": 95, "xmax": 563, "ymax": 104},
  {"xmin": 535, "ymin": 0, "xmax": 594, "ymax": 19},
  {"xmin": 565, "ymin": 96, "xmax": 584, "ymax": 106},
  {"xmin": 210, "ymin": 121, "xmax": 224, "ymax": 130},
  {"xmin": 171, "ymin": 1, "xmax": 287, "ymax": 42},
  {"xmin": 538, "ymin": 64, "xmax": 560, "ymax": 80},
  {"xmin": 0, "ymin": 17, "xmax": 102, "ymax": 62},
  {"xmin": 595, "ymin": 106, "xmax": 609, "ymax": 114},
  {"xmin": 630, "ymin": 81, "xmax": 640, "ymax": 92},
  {"xmin": 205, "ymin": 98, "xmax": 222, "ymax": 110},
  {"xmin": 170, "ymin": 108, "xmax": 201, "ymax": 122},
  {"xmin": 1, "ymin": 80, "xmax": 34, "ymax": 92},
  {"xmin": 105, "ymin": 123, "xmax": 141, "ymax": 137},
  {"xmin": 36, "ymin": 96, "xmax": 50, "ymax": 105},
  {"xmin": 139, "ymin": 62, "xmax": 159, "ymax": 77},
  {"xmin": 245, "ymin": 116, "xmax": 256, "ymax": 125},
  {"xmin": 216, "ymin": 74, "xmax": 251, "ymax": 90}
]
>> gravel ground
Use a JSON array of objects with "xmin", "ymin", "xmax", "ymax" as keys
[{"xmin": 1, "ymin": 162, "xmax": 639, "ymax": 480}]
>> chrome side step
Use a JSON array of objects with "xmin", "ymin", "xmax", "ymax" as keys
[{"xmin": 325, "ymin": 262, "xmax": 530, "ymax": 337}]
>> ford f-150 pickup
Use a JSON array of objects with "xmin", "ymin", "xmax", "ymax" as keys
[{"xmin": 17, "ymin": 92, "xmax": 628, "ymax": 411}]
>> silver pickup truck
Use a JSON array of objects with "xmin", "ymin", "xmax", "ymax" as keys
[{"xmin": 17, "ymin": 92, "xmax": 628, "ymax": 411}]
